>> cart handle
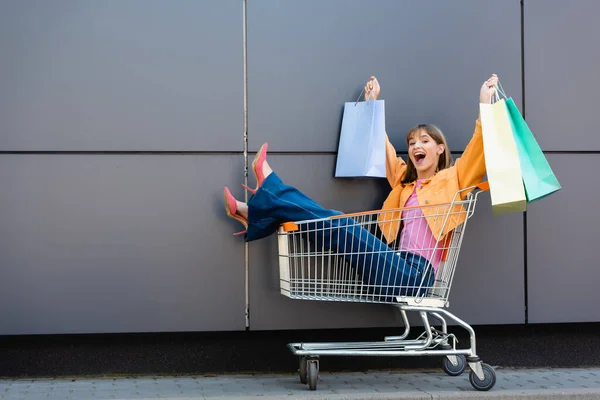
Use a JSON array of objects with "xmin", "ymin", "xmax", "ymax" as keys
[{"xmin": 279, "ymin": 182, "xmax": 489, "ymax": 232}]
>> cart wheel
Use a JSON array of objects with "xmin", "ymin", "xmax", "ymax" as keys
[
  {"xmin": 442, "ymin": 355, "xmax": 466, "ymax": 376},
  {"xmin": 299, "ymin": 357, "xmax": 308, "ymax": 384},
  {"xmin": 469, "ymin": 363, "xmax": 496, "ymax": 391},
  {"xmin": 307, "ymin": 361, "xmax": 318, "ymax": 391}
]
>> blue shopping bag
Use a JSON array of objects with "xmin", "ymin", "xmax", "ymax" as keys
[
  {"xmin": 504, "ymin": 98, "xmax": 562, "ymax": 202},
  {"xmin": 334, "ymin": 99, "xmax": 386, "ymax": 178}
]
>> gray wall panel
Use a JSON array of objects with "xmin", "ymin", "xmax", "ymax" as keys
[
  {"xmin": 248, "ymin": 154, "xmax": 524, "ymax": 330},
  {"xmin": 0, "ymin": 0, "xmax": 243, "ymax": 151},
  {"xmin": 527, "ymin": 155, "xmax": 598, "ymax": 323},
  {"xmin": 247, "ymin": 0, "xmax": 521, "ymax": 153},
  {"xmin": 2, "ymin": 0, "xmax": 595, "ymax": 336},
  {"xmin": 0, "ymin": 154, "xmax": 246, "ymax": 334},
  {"xmin": 446, "ymin": 193, "xmax": 525, "ymax": 325},
  {"xmin": 524, "ymin": 0, "xmax": 600, "ymax": 151}
]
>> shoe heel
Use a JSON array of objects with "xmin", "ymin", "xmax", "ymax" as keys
[
  {"xmin": 224, "ymin": 187, "xmax": 249, "ymax": 235},
  {"xmin": 241, "ymin": 183, "xmax": 257, "ymax": 194}
]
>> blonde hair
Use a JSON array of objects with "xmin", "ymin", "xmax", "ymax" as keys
[{"xmin": 401, "ymin": 124, "xmax": 453, "ymax": 184}]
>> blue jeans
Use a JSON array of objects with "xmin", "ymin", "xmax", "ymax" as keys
[{"xmin": 247, "ymin": 172, "xmax": 434, "ymax": 297}]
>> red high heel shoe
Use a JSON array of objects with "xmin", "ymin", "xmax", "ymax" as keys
[
  {"xmin": 241, "ymin": 142, "xmax": 268, "ymax": 194},
  {"xmin": 223, "ymin": 187, "xmax": 248, "ymax": 236}
]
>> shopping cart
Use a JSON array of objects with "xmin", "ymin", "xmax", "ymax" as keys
[{"xmin": 277, "ymin": 183, "xmax": 495, "ymax": 391}]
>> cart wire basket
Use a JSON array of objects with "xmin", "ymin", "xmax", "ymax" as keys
[{"xmin": 277, "ymin": 183, "xmax": 496, "ymax": 391}]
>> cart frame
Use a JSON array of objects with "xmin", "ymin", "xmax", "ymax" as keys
[{"xmin": 277, "ymin": 183, "xmax": 496, "ymax": 391}]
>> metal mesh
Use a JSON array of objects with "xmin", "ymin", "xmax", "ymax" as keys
[{"xmin": 278, "ymin": 192, "xmax": 480, "ymax": 305}]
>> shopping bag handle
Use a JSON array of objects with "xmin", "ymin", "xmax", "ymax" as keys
[
  {"xmin": 354, "ymin": 86, "xmax": 378, "ymax": 106},
  {"xmin": 355, "ymin": 87, "xmax": 365, "ymax": 105},
  {"xmin": 492, "ymin": 80, "xmax": 508, "ymax": 103},
  {"xmin": 496, "ymin": 80, "xmax": 508, "ymax": 99}
]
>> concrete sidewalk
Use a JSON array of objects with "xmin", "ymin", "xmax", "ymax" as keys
[{"xmin": 1, "ymin": 367, "xmax": 600, "ymax": 400}]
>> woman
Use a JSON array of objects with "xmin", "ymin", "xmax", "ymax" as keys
[{"xmin": 224, "ymin": 74, "xmax": 497, "ymax": 298}]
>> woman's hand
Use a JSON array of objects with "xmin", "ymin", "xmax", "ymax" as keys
[
  {"xmin": 480, "ymin": 74, "xmax": 499, "ymax": 104},
  {"xmin": 364, "ymin": 76, "xmax": 380, "ymax": 101}
]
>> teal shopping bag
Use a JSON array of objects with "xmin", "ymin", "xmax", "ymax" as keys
[
  {"xmin": 335, "ymin": 99, "xmax": 386, "ymax": 178},
  {"xmin": 505, "ymin": 98, "xmax": 561, "ymax": 202}
]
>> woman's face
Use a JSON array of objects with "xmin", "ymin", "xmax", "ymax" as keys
[{"xmin": 408, "ymin": 129, "xmax": 444, "ymax": 179}]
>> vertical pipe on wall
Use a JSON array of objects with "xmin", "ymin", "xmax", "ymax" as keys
[
  {"xmin": 242, "ymin": 0, "xmax": 250, "ymax": 330},
  {"xmin": 520, "ymin": 0, "xmax": 529, "ymax": 324}
]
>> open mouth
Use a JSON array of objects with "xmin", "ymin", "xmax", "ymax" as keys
[{"xmin": 414, "ymin": 153, "xmax": 426, "ymax": 164}]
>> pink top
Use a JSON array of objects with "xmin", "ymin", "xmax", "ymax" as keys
[{"xmin": 397, "ymin": 181, "xmax": 442, "ymax": 271}]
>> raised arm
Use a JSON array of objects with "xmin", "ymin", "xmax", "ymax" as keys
[
  {"xmin": 385, "ymin": 134, "xmax": 407, "ymax": 188},
  {"xmin": 365, "ymin": 76, "xmax": 407, "ymax": 188},
  {"xmin": 456, "ymin": 74, "xmax": 498, "ymax": 189}
]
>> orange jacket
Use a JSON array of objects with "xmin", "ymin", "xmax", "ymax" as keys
[{"xmin": 377, "ymin": 120, "xmax": 486, "ymax": 244}]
